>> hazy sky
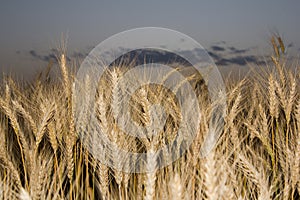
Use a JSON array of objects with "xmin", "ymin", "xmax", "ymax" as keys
[{"xmin": 0, "ymin": 0, "xmax": 299, "ymax": 79}]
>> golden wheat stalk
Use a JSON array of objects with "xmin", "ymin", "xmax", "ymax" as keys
[{"xmin": 145, "ymin": 148, "xmax": 157, "ymax": 200}]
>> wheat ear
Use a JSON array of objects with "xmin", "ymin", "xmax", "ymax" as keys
[
  {"xmin": 170, "ymin": 173, "xmax": 182, "ymax": 200},
  {"xmin": 268, "ymin": 74, "xmax": 279, "ymax": 119}
]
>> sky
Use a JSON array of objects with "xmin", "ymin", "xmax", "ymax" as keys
[{"xmin": 0, "ymin": 0, "xmax": 299, "ymax": 80}]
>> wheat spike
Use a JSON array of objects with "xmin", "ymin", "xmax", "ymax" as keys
[
  {"xmin": 96, "ymin": 162, "xmax": 109, "ymax": 199},
  {"xmin": 19, "ymin": 188, "xmax": 32, "ymax": 200},
  {"xmin": 66, "ymin": 134, "xmax": 75, "ymax": 181},
  {"xmin": 285, "ymin": 73, "xmax": 297, "ymax": 124},
  {"xmin": 0, "ymin": 98, "xmax": 31, "ymax": 185},
  {"xmin": 268, "ymin": 74, "xmax": 279, "ymax": 119},
  {"xmin": 277, "ymin": 36, "xmax": 285, "ymax": 54},
  {"xmin": 35, "ymin": 102, "xmax": 55, "ymax": 149},
  {"xmin": 0, "ymin": 138, "xmax": 22, "ymax": 188},
  {"xmin": 170, "ymin": 173, "xmax": 182, "ymax": 200}
]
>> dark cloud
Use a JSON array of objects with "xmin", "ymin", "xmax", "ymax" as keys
[
  {"xmin": 194, "ymin": 48, "xmax": 209, "ymax": 58},
  {"xmin": 215, "ymin": 55, "xmax": 264, "ymax": 66},
  {"xmin": 50, "ymin": 48, "xmax": 59, "ymax": 54},
  {"xmin": 29, "ymin": 50, "xmax": 43, "ymax": 60},
  {"xmin": 228, "ymin": 47, "xmax": 250, "ymax": 54},
  {"xmin": 26, "ymin": 42, "xmax": 265, "ymax": 68},
  {"xmin": 211, "ymin": 45, "xmax": 226, "ymax": 52},
  {"xmin": 42, "ymin": 53, "xmax": 57, "ymax": 62},
  {"xmin": 208, "ymin": 51, "xmax": 221, "ymax": 60},
  {"xmin": 71, "ymin": 51, "xmax": 87, "ymax": 59},
  {"xmin": 28, "ymin": 50, "xmax": 70, "ymax": 63},
  {"xmin": 110, "ymin": 49, "xmax": 191, "ymax": 67},
  {"xmin": 206, "ymin": 43, "xmax": 264, "ymax": 66},
  {"xmin": 287, "ymin": 43, "xmax": 293, "ymax": 48},
  {"xmin": 107, "ymin": 47, "xmax": 264, "ymax": 67}
]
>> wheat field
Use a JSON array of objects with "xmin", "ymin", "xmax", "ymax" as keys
[{"xmin": 0, "ymin": 36, "xmax": 299, "ymax": 200}]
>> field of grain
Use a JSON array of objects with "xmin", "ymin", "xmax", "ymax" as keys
[{"xmin": 0, "ymin": 36, "xmax": 299, "ymax": 200}]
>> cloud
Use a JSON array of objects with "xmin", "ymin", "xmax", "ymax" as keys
[
  {"xmin": 71, "ymin": 51, "xmax": 87, "ymax": 59},
  {"xmin": 29, "ymin": 50, "xmax": 55, "ymax": 62},
  {"xmin": 109, "ymin": 47, "xmax": 264, "ymax": 67},
  {"xmin": 228, "ymin": 47, "xmax": 250, "ymax": 54},
  {"xmin": 210, "ymin": 45, "xmax": 226, "ymax": 52},
  {"xmin": 208, "ymin": 51, "xmax": 222, "ymax": 60},
  {"xmin": 206, "ymin": 42, "xmax": 265, "ymax": 66},
  {"xmin": 29, "ymin": 50, "xmax": 44, "ymax": 60},
  {"xmin": 44, "ymin": 53, "xmax": 57, "ymax": 62},
  {"xmin": 287, "ymin": 43, "xmax": 293, "ymax": 48},
  {"xmin": 25, "ymin": 41, "xmax": 265, "ymax": 68},
  {"xmin": 28, "ymin": 50, "xmax": 70, "ymax": 63},
  {"xmin": 214, "ymin": 55, "xmax": 264, "ymax": 66}
]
